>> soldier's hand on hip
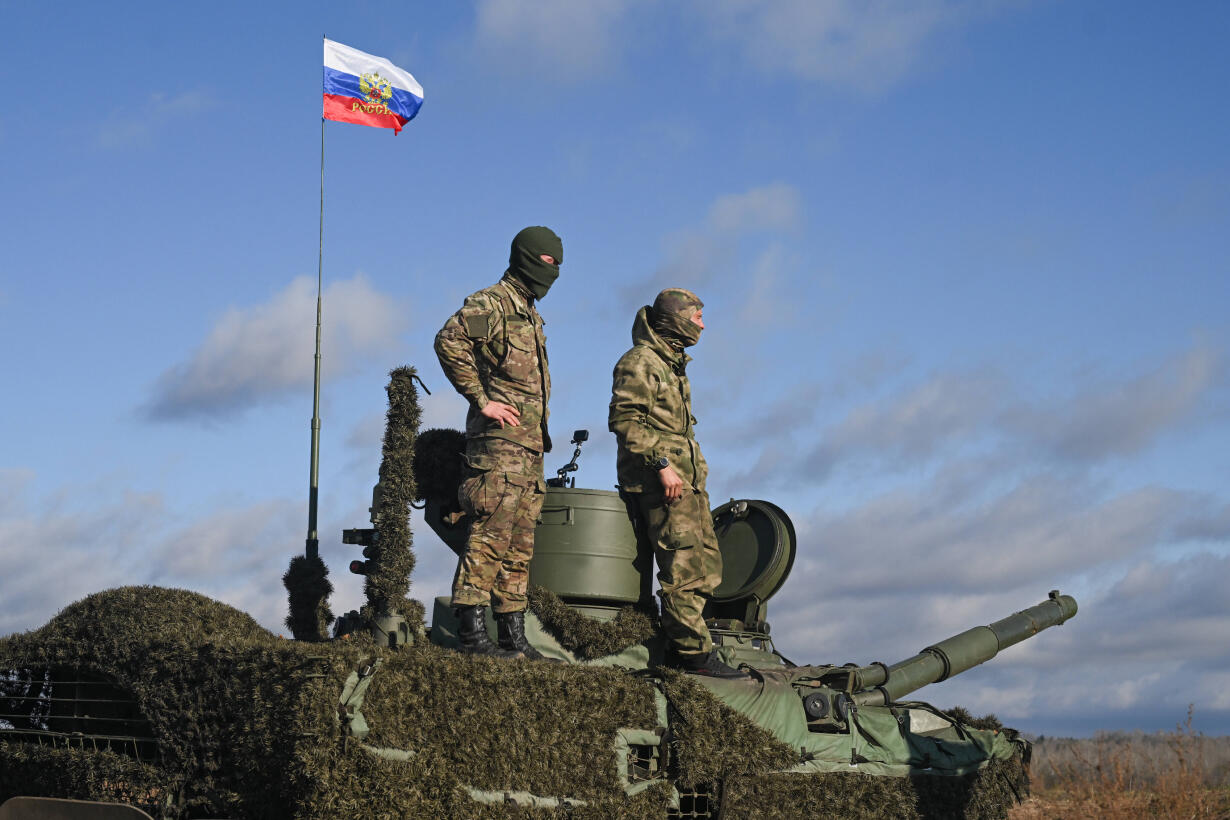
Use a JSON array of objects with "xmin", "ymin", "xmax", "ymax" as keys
[
  {"xmin": 481, "ymin": 401, "xmax": 522, "ymax": 428},
  {"xmin": 659, "ymin": 464, "xmax": 684, "ymax": 504}
]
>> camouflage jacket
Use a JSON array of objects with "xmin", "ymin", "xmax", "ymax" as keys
[
  {"xmin": 609, "ymin": 306, "xmax": 708, "ymax": 493},
  {"xmin": 435, "ymin": 276, "xmax": 551, "ymax": 453}
]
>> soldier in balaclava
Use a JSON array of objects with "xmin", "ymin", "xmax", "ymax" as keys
[
  {"xmin": 608, "ymin": 289, "xmax": 747, "ymax": 678},
  {"xmin": 435, "ymin": 226, "xmax": 562, "ymax": 659}
]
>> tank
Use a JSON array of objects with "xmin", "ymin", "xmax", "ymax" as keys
[
  {"xmin": 0, "ymin": 378, "xmax": 1078, "ymax": 820},
  {"xmin": 424, "ymin": 439, "xmax": 1077, "ymax": 745}
]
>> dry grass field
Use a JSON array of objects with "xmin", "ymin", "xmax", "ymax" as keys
[{"xmin": 1009, "ymin": 708, "xmax": 1230, "ymax": 819}]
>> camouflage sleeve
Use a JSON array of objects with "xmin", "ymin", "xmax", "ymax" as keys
[
  {"xmin": 434, "ymin": 291, "xmax": 499, "ymax": 409},
  {"xmin": 608, "ymin": 352, "xmax": 665, "ymax": 468}
]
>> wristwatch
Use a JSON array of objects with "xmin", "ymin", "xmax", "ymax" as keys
[{"xmin": 654, "ymin": 456, "xmax": 670, "ymax": 471}]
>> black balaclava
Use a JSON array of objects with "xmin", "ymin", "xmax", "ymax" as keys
[
  {"xmin": 508, "ymin": 226, "xmax": 563, "ymax": 300},
  {"xmin": 651, "ymin": 287, "xmax": 704, "ymax": 348}
]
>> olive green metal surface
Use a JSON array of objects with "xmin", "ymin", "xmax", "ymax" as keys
[
  {"xmin": 0, "ymin": 798, "xmax": 155, "ymax": 820},
  {"xmin": 853, "ymin": 592, "xmax": 1079, "ymax": 705},
  {"xmin": 529, "ymin": 487, "xmax": 645, "ymax": 604},
  {"xmin": 710, "ymin": 499, "xmax": 796, "ymax": 605}
]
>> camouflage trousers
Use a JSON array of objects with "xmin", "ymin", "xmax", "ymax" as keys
[
  {"xmin": 452, "ymin": 437, "xmax": 545, "ymax": 614},
  {"xmin": 632, "ymin": 487, "xmax": 722, "ymax": 658}
]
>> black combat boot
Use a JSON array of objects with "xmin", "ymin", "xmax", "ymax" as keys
[
  {"xmin": 496, "ymin": 610, "xmax": 560, "ymax": 662},
  {"xmin": 455, "ymin": 605, "xmax": 518, "ymax": 658},
  {"xmin": 677, "ymin": 649, "xmax": 749, "ymax": 679}
]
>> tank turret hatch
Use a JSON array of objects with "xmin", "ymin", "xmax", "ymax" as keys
[{"xmin": 705, "ymin": 499, "xmax": 797, "ymax": 629}]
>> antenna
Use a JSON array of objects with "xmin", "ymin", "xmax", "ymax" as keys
[{"xmin": 306, "ymin": 116, "xmax": 326, "ymax": 558}]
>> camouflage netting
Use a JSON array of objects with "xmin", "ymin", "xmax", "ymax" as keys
[
  {"xmin": 0, "ymin": 587, "xmax": 357, "ymax": 819},
  {"xmin": 295, "ymin": 743, "xmax": 675, "ymax": 819},
  {"xmin": 363, "ymin": 366, "xmax": 421, "ymax": 628},
  {"xmin": 722, "ymin": 750, "xmax": 1029, "ymax": 820},
  {"xmin": 0, "ymin": 586, "xmax": 1028, "ymax": 818},
  {"xmin": 282, "ymin": 554, "xmax": 334, "ymax": 641},
  {"xmin": 0, "ymin": 744, "xmax": 178, "ymax": 816},
  {"xmin": 413, "ymin": 426, "xmax": 465, "ymax": 502},
  {"xmin": 528, "ymin": 585, "xmax": 658, "ymax": 659},
  {"xmin": 0, "ymin": 586, "xmax": 681, "ymax": 818},
  {"xmin": 945, "ymin": 705, "xmax": 1005, "ymax": 732},
  {"xmin": 358, "ymin": 642, "xmax": 662, "ymax": 799}
]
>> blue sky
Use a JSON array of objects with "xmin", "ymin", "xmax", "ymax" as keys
[{"xmin": 2, "ymin": 0, "xmax": 1228, "ymax": 737}]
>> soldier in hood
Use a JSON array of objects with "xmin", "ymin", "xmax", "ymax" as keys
[
  {"xmin": 434, "ymin": 226, "xmax": 562, "ymax": 659},
  {"xmin": 608, "ymin": 288, "xmax": 747, "ymax": 678}
]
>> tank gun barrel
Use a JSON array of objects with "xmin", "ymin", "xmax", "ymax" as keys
[{"xmin": 847, "ymin": 590, "xmax": 1077, "ymax": 707}]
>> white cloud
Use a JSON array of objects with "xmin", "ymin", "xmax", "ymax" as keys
[
  {"xmin": 707, "ymin": 183, "xmax": 802, "ymax": 233},
  {"xmin": 144, "ymin": 274, "xmax": 406, "ymax": 422},
  {"xmin": 645, "ymin": 231, "xmax": 728, "ymax": 294},
  {"xmin": 738, "ymin": 244, "xmax": 791, "ymax": 325},
  {"xmin": 622, "ymin": 182, "xmax": 804, "ymax": 313},
  {"xmin": 420, "ymin": 390, "xmax": 470, "ymax": 434},
  {"xmin": 0, "ymin": 481, "xmax": 168, "ymax": 635},
  {"xmin": 822, "ymin": 370, "xmax": 1003, "ymax": 461},
  {"xmin": 98, "ymin": 90, "xmax": 217, "ymax": 149},
  {"xmin": 0, "ymin": 473, "xmax": 315, "ymax": 637},
  {"xmin": 470, "ymin": 0, "xmax": 1025, "ymax": 91},
  {"xmin": 690, "ymin": 0, "xmax": 1014, "ymax": 91},
  {"xmin": 146, "ymin": 499, "xmax": 305, "ymax": 630},
  {"xmin": 0, "ymin": 470, "xmax": 34, "ymax": 518},
  {"xmin": 852, "ymin": 480, "xmax": 1198, "ymax": 589},
  {"xmin": 1006, "ymin": 344, "xmax": 1226, "ymax": 461},
  {"xmin": 152, "ymin": 501, "xmax": 299, "ymax": 580},
  {"xmin": 474, "ymin": 0, "xmax": 644, "ymax": 78},
  {"xmin": 345, "ymin": 412, "xmax": 388, "ymax": 455},
  {"xmin": 725, "ymin": 344, "xmax": 1229, "ymax": 491}
]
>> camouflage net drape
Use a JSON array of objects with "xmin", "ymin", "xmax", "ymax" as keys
[
  {"xmin": 412, "ymin": 427, "xmax": 465, "ymax": 502},
  {"xmin": 363, "ymin": 366, "xmax": 422, "ymax": 629},
  {"xmin": 528, "ymin": 585, "xmax": 658, "ymax": 660},
  {"xmin": 0, "ymin": 586, "xmax": 1027, "ymax": 818},
  {"xmin": 283, "ymin": 554, "xmax": 333, "ymax": 642}
]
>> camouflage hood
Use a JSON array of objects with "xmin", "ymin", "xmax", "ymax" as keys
[
  {"xmin": 631, "ymin": 305, "xmax": 691, "ymax": 369},
  {"xmin": 651, "ymin": 287, "xmax": 704, "ymax": 348}
]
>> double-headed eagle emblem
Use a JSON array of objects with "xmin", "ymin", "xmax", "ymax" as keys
[{"xmin": 360, "ymin": 72, "xmax": 394, "ymax": 104}]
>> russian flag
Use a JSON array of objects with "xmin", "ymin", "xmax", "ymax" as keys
[{"xmin": 323, "ymin": 38, "xmax": 423, "ymax": 135}]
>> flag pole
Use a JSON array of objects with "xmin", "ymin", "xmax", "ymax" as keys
[{"xmin": 306, "ymin": 112, "xmax": 325, "ymax": 559}]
